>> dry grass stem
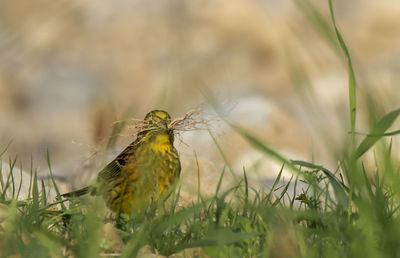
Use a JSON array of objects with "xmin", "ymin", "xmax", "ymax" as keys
[{"xmin": 120, "ymin": 109, "xmax": 216, "ymax": 136}]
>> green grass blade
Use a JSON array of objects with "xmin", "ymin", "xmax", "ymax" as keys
[
  {"xmin": 16, "ymin": 166, "xmax": 23, "ymax": 200},
  {"xmin": 215, "ymin": 166, "xmax": 226, "ymax": 196},
  {"xmin": 265, "ymin": 164, "xmax": 284, "ymax": 205},
  {"xmin": 243, "ymin": 167, "xmax": 249, "ymax": 201},
  {"xmin": 28, "ymin": 155, "xmax": 33, "ymax": 199},
  {"xmin": 46, "ymin": 150, "xmax": 66, "ymax": 210},
  {"xmin": 354, "ymin": 129, "xmax": 400, "ymax": 137},
  {"xmin": 231, "ymin": 124, "xmax": 303, "ymax": 178},
  {"xmin": 177, "ymin": 229, "xmax": 260, "ymax": 249},
  {"xmin": 121, "ymin": 226, "xmax": 148, "ymax": 258},
  {"xmin": 292, "ymin": 160, "xmax": 348, "ymax": 207},
  {"xmin": 10, "ymin": 160, "xmax": 16, "ymax": 198},
  {"xmin": 194, "ymin": 151, "xmax": 201, "ymax": 203},
  {"xmin": 1, "ymin": 157, "xmax": 17, "ymax": 200},
  {"xmin": 295, "ymin": 0, "xmax": 337, "ymax": 49},
  {"xmin": 272, "ymin": 175, "xmax": 293, "ymax": 207},
  {"xmin": 328, "ymin": 0, "xmax": 357, "ymax": 139},
  {"xmin": 32, "ymin": 171, "xmax": 39, "ymax": 210},
  {"xmin": 41, "ymin": 180, "xmax": 47, "ymax": 206},
  {"xmin": 172, "ymin": 185, "xmax": 181, "ymax": 213},
  {"xmin": 156, "ymin": 207, "xmax": 197, "ymax": 231},
  {"xmin": 380, "ymin": 129, "xmax": 400, "ymax": 136},
  {"xmin": 0, "ymin": 140, "xmax": 12, "ymax": 158},
  {"xmin": 208, "ymin": 130, "xmax": 238, "ymax": 182},
  {"xmin": 291, "ymin": 175, "xmax": 299, "ymax": 209},
  {"xmin": 353, "ymin": 109, "xmax": 400, "ymax": 159},
  {"xmin": 0, "ymin": 160, "xmax": 3, "ymax": 191}
]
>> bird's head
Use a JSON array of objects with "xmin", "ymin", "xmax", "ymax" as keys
[
  {"xmin": 144, "ymin": 110, "xmax": 171, "ymax": 128},
  {"xmin": 138, "ymin": 110, "xmax": 174, "ymax": 143}
]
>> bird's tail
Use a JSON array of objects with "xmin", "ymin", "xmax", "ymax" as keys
[{"xmin": 61, "ymin": 186, "xmax": 91, "ymax": 198}]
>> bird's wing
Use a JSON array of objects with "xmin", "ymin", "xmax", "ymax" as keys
[
  {"xmin": 61, "ymin": 186, "xmax": 91, "ymax": 197},
  {"xmin": 97, "ymin": 139, "xmax": 138, "ymax": 183}
]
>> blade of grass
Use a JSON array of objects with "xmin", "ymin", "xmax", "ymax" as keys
[
  {"xmin": 41, "ymin": 180, "xmax": 47, "ymax": 206},
  {"xmin": 243, "ymin": 167, "xmax": 249, "ymax": 201},
  {"xmin": 10, "ymin": 160, "xmax": 16, "ymax": 198},
  {"xmin": 292, "ymin": 160, "xmax": 349, "ymax": 207},
  {"xmin": 0, "ymin": 140, "xmax": 12, "ymax": 158},
  {"xmin": 353, "ymin": 129, "xmax": 400, "ymax": 137},
  {"xmin": 0, "ymin": 160, "xmax": 3, "ymax": 190},
  {"xmin": 295, "ymin": 0, "xmax": 337, "ymax": 49},
  {"xmin": 353, "ymin": 109, "xmax": 400, "ymax": 159},
  {"xmin": 215, "ymin": 166, "xmax": 226, "ymax": 196},
  {"xmin": 177, "ymin": 228, "xmax": 260, "ymax": 249},
  {"xmin": 328, "ymin": 0, "xmax": 357, "ymax": 142},
  {"xmin": 151, "ymin": 207, "xmax": 198, "ymax": 237},
  {"xmin": 265, "ymin": 164, "xmax": 284, "ymax": 205},
  {"xmin": 231, "ymin": 124, "xmax": 307, "ymax": 181},
  {"xmin": 170, "ymin": 185, "xmax": 181, "ymax": 214},
  {"xmin": 208, "ymin": 130, "xmax": 239, "ymax": 183},
  {"xmin": 32, "ymin": 230, "xmax": 63, "ymax": 257},
  {"xmin": 272, "ymin": 175, "xmax": 293, "ymax": 207},
  {"xmin": 46, "ymin": 150, "xmax": 66, "ymax": 210},
  {"xmin": 121, "ymin": 226, "xmax": 148, "ymax": 258},
  {"xmin": 291, "ymin": 175, "xmax": 300, "ymax": 209},
  {"xmin": 28, "ymin": 154, "xmax": 33, "ymax": 199},
  {"xmin": 195, "ymin": 151, "xmax": 201, "ymax": 203},
  {"xmin": 1, "ymin": 157, "xmax": 17, "ymax": 200},
  {"xmin": 204, "ymin": 89, "xmax": 307, "ymax": 180},
  {"xmin": 380, "ymin": 129, "xmax": 400, "ymax": 136},
  {"xmin": 32, "ymin": 171, "xmax": 39, "ymax": 210},
  {"xmin": 16, "ymin": 166, "xmax": 23, "ymax": 200}
]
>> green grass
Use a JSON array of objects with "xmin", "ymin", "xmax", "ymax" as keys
[
  {"xmin": 1, "ymin": 1, "xmax": 400, "ymax": 257},
  {"xmin": 1, "ymin": 119, "xmax": 400, "ymax": 258}
]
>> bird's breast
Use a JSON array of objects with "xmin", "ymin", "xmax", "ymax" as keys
[{"xmin": 149, "ymin": 133, "xmax": 172, "ymax": 153}]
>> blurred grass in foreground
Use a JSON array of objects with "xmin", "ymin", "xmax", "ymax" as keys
[
  {"xmin": 1, "ymin": 1, "xmax": 400, "ymax": 257},
  {"xmin": 1, "ymin": 105, "xmax": 400, "ymax": 257}
]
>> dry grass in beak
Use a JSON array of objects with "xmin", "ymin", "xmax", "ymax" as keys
[
  {"xmin": 119, "ymin": 108, "xmax": 214, "ymax": 137},
  {"xmin": 168, "ymin": 109, "xmax": 214, "ymax": 132}
]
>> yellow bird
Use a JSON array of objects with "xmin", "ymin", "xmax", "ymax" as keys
[{"xmin": 62, "ymin": 110, "xmax": 181, "ymax": 214}]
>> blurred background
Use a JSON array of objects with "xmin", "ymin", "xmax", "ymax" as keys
[{"xmin": 0, "ymin": 0, "xmax": 399, "ymax": 198}]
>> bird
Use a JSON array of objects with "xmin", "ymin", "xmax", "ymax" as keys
[{"xmin": 62, "ymin": 110, "xmax": 181, "ymax": 214}]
